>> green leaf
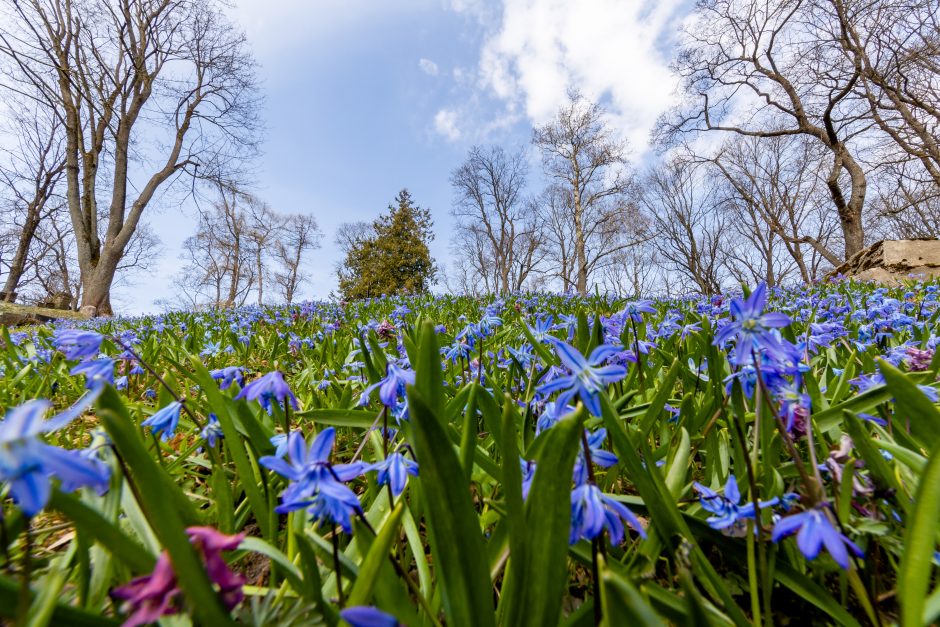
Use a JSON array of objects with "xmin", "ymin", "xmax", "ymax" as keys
[
  {"xmin": 347, "ymin": 503, "xmax": 405, "ymax": 607},
  {"xmin": 599, "ymin": 559, "xmax": 663, "ymax": 627},
  {"xmin": 639, "ymin": 359, "xmax": 681, "ymax": 436},
  {"xmin": 407, "ymin": 386, "xmax": 495, "ymax": 627},
  {"xmin": 516, "ymin": 407, "xmax": 583, "ymax": 627},
  {"xmin": 238, "ymin": 537, "xmax": 305, "ymax": 598},
  {"xmin": 296, "ymin": 408, "xmax": 380, "ymax": 429},
  {"xmin": 97, "ymin": 387, "xmax": 235, "ymax": 626},
  {"xmin": 899, "ymin": 436, "xmax": 940, "ymax": 627},
  {"xmin": 0, "ymin": 575, "xmax": 117, "ymax": 626},
  {"xmin": 48, "ymin": 490, "xmax": 156, "ymax": 574},
  {"xmin": 878, "ymin": 359, "xmax": 940, "ymax": 447}
]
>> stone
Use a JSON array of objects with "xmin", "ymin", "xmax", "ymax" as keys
[{"xmin": 829, "ymin": 239, "xmax": 940, "ymax": 284}]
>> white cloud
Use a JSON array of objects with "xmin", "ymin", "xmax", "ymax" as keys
[
  {"xmin": 418, "ymin": 57, "xmax": 439, "ymax": 76},
  {"xmin": 434, "ymin": 108, "xmax": 462, "ymax": 141},
  {"xmin": 457, "ymin": 0, "xmax": 687, "ymax": 156}
]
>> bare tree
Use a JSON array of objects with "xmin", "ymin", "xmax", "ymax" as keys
[
  {"xmin": 640, "ymin": 158, "xmax": 727, "ymax": 296},
  {"xmin": 658, "ymin": 0, "xmax": 872, "ymax": 261},
  {"xmin": 833, "ymin": 0, "xmax": 940, "ymax": 189},
  {"xmin": 272, "ymin": 213, "xmax": 321, "ymax": 304},
  {"xmin": 533, "ymin": 91, "xmax": 639, "ymax": 294},
  {"xmin": 0, "ymin": 101, "xmax": 64, "ymax": 302},
  {"xmin": 245, "ymin": 200, "xmax": 284, "ymax": 305},
  {"xmin": 449, "ymin": 145, "xmax": 542, "ymax": 293},
  {"xmin": 705, "ymin": 135, "xmax": 840, "ymax": 282},
  {"xmin": 0, "ymin": 0, "xmax": 261, "ymax": 315},
  {"xmin": 175, "ymin": 188, "xmax": 256, "ymax": 309}
]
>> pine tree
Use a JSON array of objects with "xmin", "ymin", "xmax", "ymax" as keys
[{"xmin": 338, "ymin": 190, "xmax": 437, "ymax": 300}]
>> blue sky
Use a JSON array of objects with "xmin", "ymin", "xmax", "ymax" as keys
[{"xmin": 123, "ymin": 0, "xmax": 691, "ymax": 313}]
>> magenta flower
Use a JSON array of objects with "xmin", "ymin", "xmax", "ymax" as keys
[{"xmin": 112, "ymin": 527, "xmax": 245, "ymax": 627}]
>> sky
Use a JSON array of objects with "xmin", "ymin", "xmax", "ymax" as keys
[{"xmin": 120, "ymin": 0, "xmax": 692, "ymax": 313}]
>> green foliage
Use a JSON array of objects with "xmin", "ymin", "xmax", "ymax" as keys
[{"xmin": 338, "ymin": 189, "xmax": 437, "ymax": 300}]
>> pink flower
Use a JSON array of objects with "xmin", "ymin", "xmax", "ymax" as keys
[{"xmin": 113, "ymin": 527, "xmax": 245, "ymax": 627}]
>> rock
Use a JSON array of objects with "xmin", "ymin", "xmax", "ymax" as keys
[
  {"xmin": 829, "ymin": 239, "xmax": 940, "ymax": 283},
  {"xmin": 0, "ymin": 301, "xmax": 92, "ymax": 327}
]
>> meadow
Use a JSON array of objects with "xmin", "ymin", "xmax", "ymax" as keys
[{"xmin": 1, "ymin": 279, "xmax": 939, "ymax": 626}]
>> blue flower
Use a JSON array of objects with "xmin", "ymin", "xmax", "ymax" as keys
[
  {"xmin": 621, "ymin": 300, "xmax": 656, "ymax": 323},
  {"xmin": 270, "ymin": 433, "xmax": 289, "ymax": 457},
  {"xmin": 573, "ymin": 428, "xmax": 618, "ymax": 485},
  {"xmin": 210, "ymin": 366, "xmax": 244, "ymax": 390},
  {"xmin": 537, "ymin": 339, "xmax": 626, "ymax": 416},
  {"xmin": 693, "ymin": 475, "xmax": 778, "ymax": 533},
  {"xmin": 570, "ymin": 484, "xmax": 646, "ymax": 545},
  {"xmin": 52, "ymin": 329, "xmax": 104, "ymax": 361},
  {"xmin": 200, "ymin": 414, "xmax": 224, "ymax": 447},
  {"xmin": 70, "ymin": 357, "xmax": 115, "ymax": 389},
  {"xmin": 713, "ymin": 283, "xmax": 791, "ymax": 364},
  {"xmin": 236, "ymin": 371, "xmax": 298, "ymax": 411},
  {"xmin": 369, "ymin": 452, "xmax": 418, "ymax": 497},
  {"xmin": 0, "ymin": 393, "xmax": 110, "ymax": 517},
  {"xmin": 339, "ymin": 606, "xmax": 399, "ymax": 627},
  {"xmin": 359, "ymin": 363, "xmax": 416, "ymax": 408},
  {"xmin": 142, "ymin": 401, "xmax": 182, "ymax": 441},
  {"xmin": 260, "ymin": 428, "xmax": 367, "ymax": 533},
  {"xmin": 535, "ymin": 401, "xmax": 576, "ymax": 435},
  {"xmin": 521, "ymin": 458, "xmax": 536, "ymax": 500},
  {"xmin": 772, "ymin": 507, "xmax": 862, "ymax": 569}
]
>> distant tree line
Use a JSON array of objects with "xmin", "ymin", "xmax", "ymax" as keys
[
  {"xmin": 0, "ymin": 0, "xmax": 261, "ymax": 313},
  {"xmin": 443, "ymin": 0, "xmax": 939, "ymax": 296}
]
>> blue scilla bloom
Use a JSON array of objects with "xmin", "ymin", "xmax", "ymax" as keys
[
  {"xmin": 693, "ymin": 475, "xmax": 778, "ymax": 533},
  {"xmin": 521, "ymin": 458, "xmax": 536, "ymax": 500},
  {"xmin": 570, "ymin": 484, "xmax": 646, "ymax": 545},
  {"xmin": 236, "ymin": 371, "xmax": 298, "ymax": 411},
  {"xmin": 369, "ymin": 452, "xmax": 418, "ymax": 497},
  {"xmin": 200, "ymin": 414, "xmax": 224, "ymax": 447},
  {"xmin": 537, "ymin": 339, "xmax": 626, "ymax": 417},
  {"xmin": 621, "ymin": 300, "xmax": 656, "ymax": 323},
  {"xmin": 443, "ymin": 341, "xmax": 473, "ymax": 364},
  {"xmin": 339, "ymin": 606, "xmax": 400, "ymax": 627},
  {"xmin": 359, "ymin": 363, "xmax": 416, "ymax": 408},
  {"xmin": 713, "ymin": 283, "xmax": 791, "ymax": 365},
  {"xmin": 573, "ymin": 428, "xmax": 618, "ymax": 485},
  {"xmin": 142, "ymin": 401, "xmax": 182, "ymax": 441},
  {"xmin": 210, "ymin": 366, "xmax": 244, "ymax": 390},
  {"xmin": 528, "ymin": 315, "xmax": 555, "ymax": 342},
  {"xmin": 536, "ymin": 401, "xmax": 576, "ymax": 435},
  {"xmin": 772, "ymin": 507, "xmax": 862, "ymax": 569},
  {"xmin": 270, "ymin": 433, "xmax": 289, "ymax": 457},
  {"xmin": 70, "ymin": 357, "xmax": 115, "ymax": 389},
  {"xmin": 260, "ymin": 428, "xmax": 367, "ymax": 531},
  {"xmin": 52, "ymin": 329, "xmax": 104, "ymax": 361},
  {"xmin": 0, "ymin": 393, "xmax": 110, "ymax": 517}
]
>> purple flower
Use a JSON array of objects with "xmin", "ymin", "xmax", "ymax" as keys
[
  {"xmin": 0, "ymin": 391, "xmax": 109, "ymax": 517},
  {"xmin": 538, "ymin": 339, "xmax": 626, "ymax": 417},
  {"xmin": 772, "ymin": 507, "xmax": 862, "ymax": 569},
  {"xmin": 570, "ymin": 483, "xmax": 646, "ymax": 545},
  {"xmin": 369, "ymin": 452, "xmax": 418, "ymax": 497},
  {"xmin": 713, "ymin": 283, "xmax": 791, "ymax": 365},
  {"xmin": 236, "ymin": 371, "xmax": 298, "ymax": 411},
  {"xmin": 142, "ymin": 401, "xmax": 182, "ymax": 441},
  {"xmin": 113, "ymin": 527, "xmax": 245, "ymax": 627},
  {"xmin": 339, "ymin": 606, "xmax": 399, "ymax": 627},
  {"xmin": 52, "ymin": 329, "xmax": 104, "ymax": 361}
]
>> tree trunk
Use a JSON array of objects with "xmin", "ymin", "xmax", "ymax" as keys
[{"xmin": 1, "ymin": 203, "xmax": 43, "ymax": 302}]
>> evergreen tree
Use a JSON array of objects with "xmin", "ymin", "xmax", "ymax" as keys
[{"xmin": 338, "ymin": 190, "xmax": 437, "ymax": 299}]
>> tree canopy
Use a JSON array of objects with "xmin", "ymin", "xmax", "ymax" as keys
[{"xmin": 338, "ymin": 190, "xmax": 436, "ymax": 300}]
